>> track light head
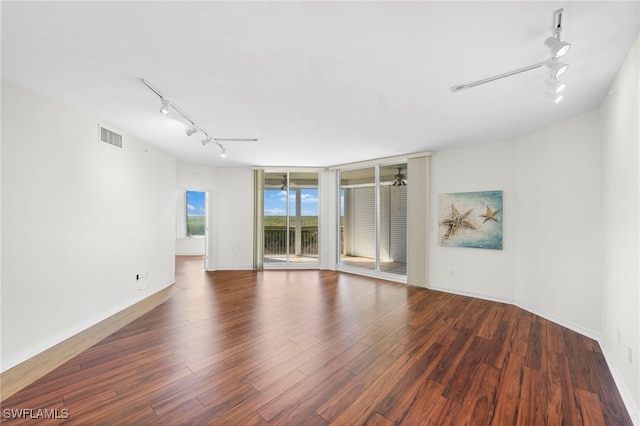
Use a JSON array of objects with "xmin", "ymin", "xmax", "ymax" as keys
[
  {"xmin": 160, "ymin": 98, "xmax": 171, "ymax": 115},
  {"xmin": 543, "ymin": 59, "xmax": 569, "ymax": 79},
  {"xmin": 544, "ymin": 37, "xmax": 571, "ymax": 59},
  {"xmin": 141, "ymin": 80, "xmax": 257, "ymax": 158},
  {"xmin": 546, "ymin": 90, "xmax": 565, "ymax": 103},
  {"xmin": 449, "ymin": 10, "xmax": 571, "ymax": 103},
  {"xmin": 186, "ymin": 124, "xmax": 198, "ymax": 136},
  {"xmin": 545, "ymin": 78, "xmax": 567, "ymax": 94}
]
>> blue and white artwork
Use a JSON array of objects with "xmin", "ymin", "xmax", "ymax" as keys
[{"xmin": 438, "ymin": 190, "xmax": 503, "ymax": 250}]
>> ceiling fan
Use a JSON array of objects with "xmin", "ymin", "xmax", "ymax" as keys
[
  {"xmin": 142, "ymin": 79, "xmax": 259, "ymax": 158},
  {"xmin": 392, "ymin": 168, "xmax": 407, "ymax": 187}
]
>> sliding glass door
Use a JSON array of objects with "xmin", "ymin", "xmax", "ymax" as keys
[
  {"xmin": 340, "ymin": 168, "xmax": 376, "ymax": 271},
  {"xmin": 264, "ymin": 172, "xmax": 319, "ymax": 265},
  {"xmin": 380, "ymin": 163, "xmax": 407, "ymax": 275},
  {"xmin": 339, "ymin": 163, "xmax": 407, "ymax": 276}
]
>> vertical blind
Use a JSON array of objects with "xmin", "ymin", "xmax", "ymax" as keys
[{"xmin": 346, "ymin": 185, "xmax": 407, "ymax": 263}]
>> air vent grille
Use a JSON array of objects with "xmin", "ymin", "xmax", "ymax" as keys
[{"xmin": 100, "ymin": 126, "xmax": 123, "ymax": 148}]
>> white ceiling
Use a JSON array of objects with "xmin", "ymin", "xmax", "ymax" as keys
[{"xmin": 2, "ymin": 1, "xmax": 638, "ymax": 167}]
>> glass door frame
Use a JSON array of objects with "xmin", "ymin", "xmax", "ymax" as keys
[
  {"xmin": 262, "ymin": 168, "xmax": 322, "ymax": 269},
  {"xmin": 336, "ymin": 161, "xmax": 408, "ymax": 282}
]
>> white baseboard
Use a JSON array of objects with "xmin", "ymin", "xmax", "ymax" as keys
[
  {"xmin": 429, "ymin": 285, "xmax": 638, "ymax": 425},
  {"xmin": 514, "ymin": 302, "xmax": 638, "ymax": 424},
  {"xmin": 429, "ymin": 284, "xmax": 513, "ymax": 305},
  {"xmin": 598, "ymin": 340, "xmax": 640, "ymax": 425},
  {"xmin": 336, "ymin": 265, "xmax": 408, "ymax": 284},
  {"xmin": 514, "ymin": 301, "xmax": 600, "ymax": 341},
  {"xmin": 1, "ymin": 280, "xmax": 174, "ymax": 373}
]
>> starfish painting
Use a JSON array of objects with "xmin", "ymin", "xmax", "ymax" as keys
[
  {"xmin": 440, "ymin": 204, "xmax": 477, "ymax": 240},
  {"xmin": 479, "ymin": 206, "xmax": 500, "ymax": 223},
  {"xmin": 439, "ymin": 191, "xmax": 503, "ymax": 249}
]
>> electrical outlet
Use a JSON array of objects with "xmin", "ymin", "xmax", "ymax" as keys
[
  {"xmin": 628, "ymin": 347, "xmax": 633, "ymax": 363},
  {"xmin": 136, "ymin": 274, "xmax": 140, "ymax": 280}
]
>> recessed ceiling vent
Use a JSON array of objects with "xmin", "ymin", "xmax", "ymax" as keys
[{"xmin": 99, "ymin": 125, "xmax": 122, "ymax": 148}]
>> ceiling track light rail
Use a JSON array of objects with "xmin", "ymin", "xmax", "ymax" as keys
[
  {"xmin": 450, "ymin": 63, "xmax": 543, "ymax": 92},
  {"xmin": 450, "ymin": 9, "xmax": 570, "ymax": 103},
  {"xmin": 141, "ymin": 78, "xmax": 257, "ymax": 158},
  {"xmin": 141, "ymin": 78, "xmax": 226, "ymax": 157}
]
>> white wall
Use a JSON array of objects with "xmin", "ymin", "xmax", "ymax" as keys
[
  {"xmin": 600, "ymin": 37, "xmax": 639, "ymax": 417},
  {"xmin": 175, "ymin": 161, "xmax": 216, "ymax": 256},
  {"xmin": 1, "ymin": 79, "xmax": 176, "ymax": 371},
  {"xmin": 430, "ymin": 44, "xmax": 638, "ymax": 417},
  {"xmin": 513, "ymin": 110, "xmax": 603, "ymax": 333},
  {"xmin": 430, "ymin": 140, "xmax": 516, "ymax": 301},
  {"xmin": 431, "ymin": 109, "xmax": 603, "ymax": 328},
  {"xmin": 209, "ymin": 167, "xmax": 254, "ymax": 270}
]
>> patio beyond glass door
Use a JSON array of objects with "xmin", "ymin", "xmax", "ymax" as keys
[
  {"xmin": 339, "ymin": 163, "xmax": 407, "ymax": 276},
  {"xmin": 340, "ymin": 168, "xmax": 377, "ymax": 271},
  {"xmin": 264, "ymin": 172, "xmax": 319, "ymax": 265}
]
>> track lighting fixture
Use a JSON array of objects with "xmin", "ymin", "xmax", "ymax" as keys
[
  {"xmin": 213, "ymin": 138, "xmax": 259, "ymax": 143},
  {"xmin": 545, "ymin": 78, "xmax": 567, "ymax": 94},
  {"xmin": 142, "ymin": 79, "xmax": 258, "ymax": 159},
  {"xmin": 450, "ymin": 63, "xmax": 542, "ymax": 92},
  {"xmin": 141, "ymin": 79, "xmax": 233, "ymax": 158},
  {"xmin": 140, "ymin": 78, "xmax": 229, "ymax": 156},
  {"xmin": 544, "ymin": 37, "xmax": 571, "ymax": 59},
  {"xmin": 160, "ymin": 98, "xmax": 171, "ymax": 115},
  {"xmin": 186, "ymin": 124, "xmax": 198, "ymax": 136},
  {"xmin": 543, "ymin": 59, "xmax": 569, "ymax": 79},
  {"xmin": 450, "ymin": 8, "xmax": 570, "ymax": 104},
  {"xmin": 549, "ymin": 92, "xmax": 565, "ymax": 104}
]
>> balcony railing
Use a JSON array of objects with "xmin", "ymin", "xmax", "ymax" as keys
[{"xmin": 264, "ymin": 226, "xmax": 318, "ymax": 256}]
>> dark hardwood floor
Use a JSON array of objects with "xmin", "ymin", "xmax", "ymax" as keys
[{"xmin": 1, "ymin": 256, "xmax": 632, "ymax": 425}]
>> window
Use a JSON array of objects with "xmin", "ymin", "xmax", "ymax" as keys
[
  {"xmin": 263, "ymin": 172, "xmax": 319, "ymax": 265},
  {"xmin": 186, "ymin": 190, "xmax": 206, "ymax": 236}
]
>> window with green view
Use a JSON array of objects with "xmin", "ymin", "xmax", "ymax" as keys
[{"xmin": 186, "ymin": 190, "xmax": 205, "ymax": 236}]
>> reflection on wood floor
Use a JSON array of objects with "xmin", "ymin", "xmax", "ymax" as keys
[
  {"xmin": 340, "ymin": 256, "xmax": 407, "ymax": 275},
  {"xmin": 263, "ymin": 255, "xmax": 407, "ymax": 276},
  {"xmin": 264, "ymin": 255, "xmax": 318, "ymax": 264},
  {"xmin": 1, "ymin": 256, "xmax": 631, "ymax": 425}
]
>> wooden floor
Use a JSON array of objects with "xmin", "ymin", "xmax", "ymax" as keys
[{"xmin": 1, "ymin": 256, "xmax": 631, "ymax": 425}]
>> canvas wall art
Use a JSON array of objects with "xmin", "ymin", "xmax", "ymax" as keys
[{"xmin": 438, "ymin": 190, "xmax": 503, "ymax": 250}]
